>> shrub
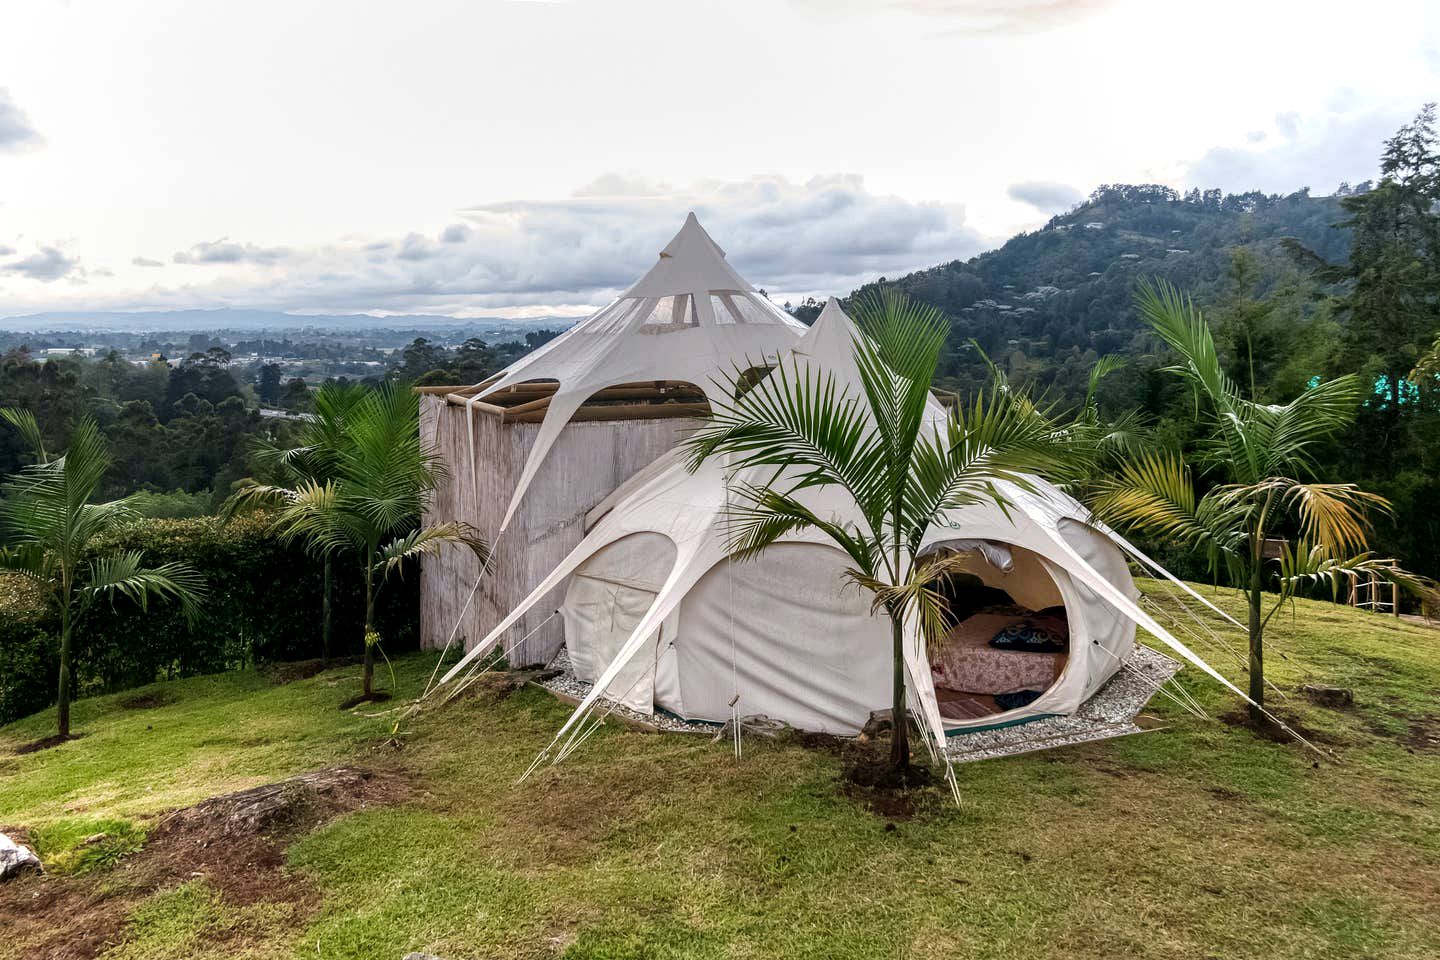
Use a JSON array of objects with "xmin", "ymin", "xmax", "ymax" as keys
[
  {"xmin": 0, "ymin": 513, "xmax": 420, "ymax": 723},
  {"xmin": 0, "ymin": 575, "xmax": 58, "ymax": 726},
  {"xmin": 127, "ymin": 489, "xmax": 213, "ymax": 519}
]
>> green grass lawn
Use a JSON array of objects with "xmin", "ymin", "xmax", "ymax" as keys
[{"xmin": 2, "ymin": 582, "xmax": 1438, "ymax": 960}]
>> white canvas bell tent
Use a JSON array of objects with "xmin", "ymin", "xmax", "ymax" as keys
[
  {"xmin": 436, "ymin": 299, "xmax": 1255, "ymax": 767},
  {"xmin": 464, "ymin": 212, "xmax": 808, "ymax": 532}
]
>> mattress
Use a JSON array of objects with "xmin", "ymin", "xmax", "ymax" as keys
[{"xmin": 930, "ymin": 613, "xmax": 1066, "ymax": 696}]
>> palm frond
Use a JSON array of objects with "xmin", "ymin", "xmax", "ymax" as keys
[
  {"xmin": 849, "ymin": 549, "xmax": 978, "ymax": 653},
  {"xmin": 80, "ymin": 551, "xmax": 207, "ymax": 622},
  {"xmin": 0, "ymin": 543, "xmax": 59, "ymax": 596},
  {"xmin": 1, "ymin": 407, "xmax": 47, "ymax": 463},
  {"xmin": 333, "ymin": 382, "xmax": 444, "ymax": 541},
  {"xmin": 849, "ymin": 288, "xmax": 949, "ymax": 509},
  {"xmin": 221, "ymin": 479, "xmax": 297, "ymax": 520},
  {"xmin": 375, "ymin": 522, "xmax": 488, "ymax": 580},
  {"xmin": 1243, "ymin": 375, "xmax": 1362, "ymax": 479},
  {"xmin": 1090, "ymin": 451, "xmax": 1244, "ymax": 557},
  {"xmin": 0, "ymin": 415, "xmax": 118, "ymax": 567},
  {"xmin": 268, "ymin": 480, "xmax": 371, "ymax": 555},
  {"xmin": 1134, "ymin": 278, "xmax": 1240, "ymax": 415},
  {"xmin": 1273, "ymin": 540, "xmax": 1437, "ymax": 621},
  {"xmin": 1084, "ymin": 354, "xmax": 1127, "ymax": 409},
  {"xmin": 686, "ymin": 359, "xmax": 887, "ymax": 522},
  {"xmin": 721, "ymin": 483, "xmax": 877, "ymax": 575},
  {"xmin": 906, "ymin": 385, "xmax": 1074, "ymax": 544}
]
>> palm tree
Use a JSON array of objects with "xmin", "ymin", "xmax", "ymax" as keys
[
  {"xmin": 682, "ymin": 292, "xmax": 1068, "ymax": 774},
  {"xmin": 247, "ymin": 383, "xmax": 369, "ymax": 666},
  {"xmin": 228, "ymin": 382, "xmax": 486, "ymax": 702},
  {"xmin": 0, "ymin": 409, "xmax": 205, "ymax": 740},
  {"xmin": 1092, "ymin": 281, "xmax": 1429, "ymax": 725}
]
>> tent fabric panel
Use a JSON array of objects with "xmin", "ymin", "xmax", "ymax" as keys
[
  {"xmin": 652, "ymin": 609, "xmax": 685, "ymax": 715},
  {"xmin": 1056, "ymin": 517, "xmax": 1138, "ymax": 689},
  {"xmin": 548, "ymin": 535, "xmax": 724, "ymax": 745},
  {"xmin": 563, "ymin": 532, "xmax": 678, "ymax": 713},
  {"xmin": 673, "ymin": 543, "xmax": 891, "ymax": 734}
]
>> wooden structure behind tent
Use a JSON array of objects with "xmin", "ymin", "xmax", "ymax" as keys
[{"xmin": 418, "ymin": 382, "xmax": 708, "ymax": 667}]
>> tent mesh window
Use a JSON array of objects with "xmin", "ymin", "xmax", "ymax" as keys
[
  {"xmin": 584, "ymin": 299, "xmax": 641, "ymax": 336},
  {"xmin": 637, "ymin": 295, "xmax": 699, "ymax": 335}
]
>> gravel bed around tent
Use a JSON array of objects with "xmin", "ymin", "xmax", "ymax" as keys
[
  {"xmin": 536, "ymin": 650, "xmax": 717, "ymax": 734},
  {"xmin": 942, "ymin": 644, "xmax": 1181, "ymax": 763},
  {"xmin": 535, "ymin": 644, "xmax": 1180, "ymax": 754}
]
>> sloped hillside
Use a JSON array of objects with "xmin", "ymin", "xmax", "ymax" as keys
[
  {"xmin": 807, "ymin": 184, "xmax": 1357, "ymax": 399},
  {"xmin": 1, "ymin": 583, "xmax": 1437, "ymax": 959}
]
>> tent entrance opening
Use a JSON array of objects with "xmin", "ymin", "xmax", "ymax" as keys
[{"xmin": 928, "ymin": 545, "xmax": 1070, "ymax": 721}]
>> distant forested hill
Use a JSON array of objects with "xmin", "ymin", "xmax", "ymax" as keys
[{"xmin": 798, "ymin": 183, "xmax": 1361, "ymax": 403}]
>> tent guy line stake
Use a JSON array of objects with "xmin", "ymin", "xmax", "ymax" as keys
[
  {"xmin": 1138, "ymin": 581, "xmax": 1288, "ymax": 702},
  {"xmin": 443, "ymin": 608, "xmax": 562, "ymax": 705},
  {"xmin": 420, "ymin": 517, "xmax": 511, "ymax": 701}
]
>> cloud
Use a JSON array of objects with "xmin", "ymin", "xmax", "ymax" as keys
[
  {"xmin": 1007, "ymin": 180, "xmax": 1083, "ymax": 213},
  {"xmin": 173, "ymin": 237, "xmax": 294, "ymax": 265},
  {"xmin": 2, "ymin": 245, "xmax": 80, "ymax": 282},
  {"xmin": 0, "ymin": 245, "xmax": 14, "ymax": 257},
  {"xmin": 1183, "ymin": 105, "xmax": 1413, "ymax": 195},
  {"xmin": 0, "ymin": 88, "xmax": 41, "ymax": 153},
  {"xmin": 43, "ymin": 174, "xmax": 990, "ymax": 316},
  {"xmin": 803, "ymin": 0, "xmax": 1114, "ymax": 34},
  {"xmin": 131, "ymin": 256, "xmax": 165, "ymax": 267}
]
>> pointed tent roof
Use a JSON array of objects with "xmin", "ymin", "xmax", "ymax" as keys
[
  {"xmin": 464, "ymin": 213, "xmax": 806, "ymax": 531},
  {"xmin": 623, "ymin": 212, "xmax": 753, "ymax": 297}
]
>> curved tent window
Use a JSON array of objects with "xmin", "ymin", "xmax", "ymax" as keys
[
  {"xmin": 710, "ymin": 292, "xmax": 805, "ymax": 329},
  {"xmin": 563, "ymin": 531, "xmax": 679, "ymax": 711},
  {"xmin": 582, "ymin": 298, "xmax": 643, "ymax": 336}
]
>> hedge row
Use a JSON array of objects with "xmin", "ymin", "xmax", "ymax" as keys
[{"xmin": 0, "ymin": 513, "xmax": 420, "ymax": 725}]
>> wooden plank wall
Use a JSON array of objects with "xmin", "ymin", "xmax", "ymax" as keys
[{"xmin": 420, "ymin": 396, "xmax": 702, "ymax": 666}]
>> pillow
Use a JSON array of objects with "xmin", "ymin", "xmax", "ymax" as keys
[
  {"xmin": 994, "ymin": 689, "xmax": 1043, "ymax": 711},
  {"xmin": 1028, "ymin": 613, "xmax": 1069, "ymax": 641},
  {"xmin": 988, "ymin": 621, "xmax": 1067, "ymax": 653}
]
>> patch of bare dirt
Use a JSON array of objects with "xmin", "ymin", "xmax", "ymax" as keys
[
  {"xmin": 338, "ymin": 691, "xmax": 392, "ymax": 710},
  {"xmin": 1404, "ymin": 716, "xmax": 1440, "ymax": 754},
  {"xmin": 118, "ymin": 690, "xmax": 177, "ymax": 710},
  {"xmin": 834, "ymin": 737, "xmax": 939, "ymax": 821},
  {"xmin": 261, "ymin": 657, "xmax": 361, "ymax": 686},
  {"xmin": 0, "ymin": 766, "xmax": 408, "ymax": 960},
  {"xmin": 1218, "ymin": 706, "xmax": 1341, "ymax": 747},
  {"xmin": 13, "ymin": 732, "xmax": 84, "ymax": 755}
]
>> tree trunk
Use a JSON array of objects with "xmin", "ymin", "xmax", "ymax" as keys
[
  {"xmin": 1247, "ymin": 561, "xmax": 1265, "ymax": 726},
  {"xmin": 361, "ymin": 566, "xmax": 375, "ymax": 698},
  {"xmin": 57, "ymin": 607, "xmax": 72, "ymax": 740},
  {"xmin": 321, "ymin": 554, "xmax": 333, "ymax": 668},
  {"xmin": 889, "ymin": 615, "xmax": 909, "ymax": 770}
]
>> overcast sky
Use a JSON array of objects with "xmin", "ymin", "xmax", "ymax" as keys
[{"xmin": 1, "ymin": 0, "xmax": 1436, "ymax": 319}]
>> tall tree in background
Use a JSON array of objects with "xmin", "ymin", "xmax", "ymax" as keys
[
  {"xmin": 0, "ymin": 409, "xmax": 205, "ymax": 740},
  {"xmin": 1285, "ymin": 104, "xmax": 1440, "ymax": 581}
]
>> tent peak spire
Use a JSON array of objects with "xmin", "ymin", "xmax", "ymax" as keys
[{"xmin": 625, "ymin": 214, "xmax": 749, "ymax": 298}]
